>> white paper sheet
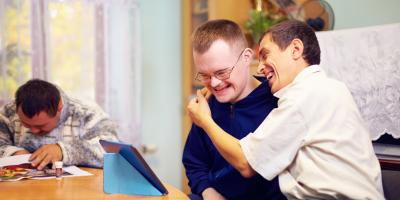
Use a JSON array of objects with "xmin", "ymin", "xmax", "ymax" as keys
[{"xmin": 0, "ymin": 154, "xmax": 30, "ymax": 167}]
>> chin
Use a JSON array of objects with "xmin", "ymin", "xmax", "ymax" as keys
[{"xmin": 214, "ymin": 94, "xmax": 232, "ymax": 103}]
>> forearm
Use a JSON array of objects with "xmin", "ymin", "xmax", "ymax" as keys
[
  {"xmin": 59, "ymin": 130, "xmax": 118, "ymax": 167},
  {"xmin": 182, "ymin": 125, "xmax": 215, "ymax": 195},
  {"xmin": 187, "ymin": 174, "xmax": 211, "ymax": 195},
  {"xmin": 201, "ymin": 117, "xmax": 256, "ymax": 178},
  {"xmin": 0, "ymin": 123, "xmax": 23, "ymax": 157},
  {"xmin": 58, "ymin": 139, "xmax": 104, "ymax": 167}
]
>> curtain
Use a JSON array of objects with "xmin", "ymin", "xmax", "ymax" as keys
[
  {"xmin": 317, "ymin": 23, "xmax": 400, "ymax": 140},
  {"xmin": 0, "ymin": 0, "xmax": 142, "ymax": 146},
  {"xmin": 101, "ymin": 0, "xmax": 142, "ymax": 147}
]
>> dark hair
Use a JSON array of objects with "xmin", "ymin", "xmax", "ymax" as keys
[
  {"xmin": 260, "ymin": 20, "xmax": 320, "ymax": 65},
  {"xmin": 192, "ymin": 19, "xmax": 248, "ymax": 54},
  {"xmin": 15, "ymin": 79, "xmax": 61, "ymax": 118}
]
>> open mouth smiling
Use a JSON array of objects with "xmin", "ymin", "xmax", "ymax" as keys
[{"xmin": 213, "ymin": 84, "xmax": 231, "ymax": 93}]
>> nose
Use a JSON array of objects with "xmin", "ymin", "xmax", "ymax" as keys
[
  {"xmin": 210, "ymin": 76, "xmax": 222, "ymax": 88},
  {"xmin": 257, "ymin": 63, "xmax": 265, "ymax": 75}
]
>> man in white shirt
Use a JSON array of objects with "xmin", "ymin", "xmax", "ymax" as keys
[{"xmin": 187, "ymin": 20, "xmax": 384, "ymax": 199}]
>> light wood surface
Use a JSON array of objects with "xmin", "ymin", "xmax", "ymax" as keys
[{"xmin": 1, "ymin": 168, "xmax": 189, "ymax": 200}]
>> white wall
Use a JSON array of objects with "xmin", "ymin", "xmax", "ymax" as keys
[
  {"xmin": 325, "ymin": 0, "xmax": 400, "ymax": 29},
  {"xmin": 138, "ymin": 0, "xmax": 182, "ymax": 189}
]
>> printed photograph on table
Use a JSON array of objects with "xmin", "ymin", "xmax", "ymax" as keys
[{"xmin": 0, "ymin": 163, "xmax": 71, "ymax": 181}]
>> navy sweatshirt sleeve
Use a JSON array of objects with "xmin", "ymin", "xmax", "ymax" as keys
[{"xmin": 182, "ymin": 124, "xmax": 213, "ymax": 195}]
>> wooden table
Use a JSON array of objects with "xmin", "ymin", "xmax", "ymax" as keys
[
  {"xmin": 1, "ymin": 168, "xmax": 189, "ymax": 200},
  {"xmin": 380, "ymin": 158, "xmax": 400, "ymax": 171}
]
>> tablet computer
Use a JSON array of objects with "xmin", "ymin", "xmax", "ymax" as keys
[{"xmin": 100, "ymin": 140, "xmax": 168, "ymax": 195}]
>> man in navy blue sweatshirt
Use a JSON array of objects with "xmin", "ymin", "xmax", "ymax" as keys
[{"xmin": 182, "ymin": 19, "xmax": 286, "ymax": 200}]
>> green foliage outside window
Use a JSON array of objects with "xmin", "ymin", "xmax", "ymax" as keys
[
  {"xmin": 245, "ymin": 10, "xmax": 285, "ymax": 45},
  {"xmin": 0, "ymin": 0, "xmax": 95, "ymax": 103},
  {"xmin": 0, "ymin": 0, "xmax": 31, "ymax": 102},
  {"xmin": 245, "ymin": 0, "xmax": 287, "ymax": 46}
]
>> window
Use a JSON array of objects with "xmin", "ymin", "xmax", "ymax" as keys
[
  {"xmin": 0, "ymin": 0, "xmax": 31, "ymax": 104},
  {"xmin": 48, "ymin": 1, "xmax": 95, "ymax": 100},
  {"xmin": 0, "ymin": 0, "xmax": 96, "ymax": 102},
  {"xmin": 0, "ymin": 0, "xmax": 142, "ymax": 145}
]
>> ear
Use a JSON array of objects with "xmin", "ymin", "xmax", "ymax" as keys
[
  {"xmin": 57, "ymin": 99, "xmax": 63, "ymax": 112},
  {"xmin": 242, "ymin": 48, "xmax": 253, "ymax": 62},
  {"xmin": 291, "ymin": 39, "xmax": 304, "ymax": 60}
]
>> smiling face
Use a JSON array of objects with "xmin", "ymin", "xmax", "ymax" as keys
[
  {"xmin": 194, "ymin": 39, "xmax": 253, "ymax": 103},
  {"xmin": 256, "ymin": 20, "xmax": 321, "ymax": 94},
  {"xmin": 17, "ymin": 104, "xmax": 61, "ymax": 136},
  {"xmin": 257, "ymin": 34, "xmax": 307, "ymax": 94}
]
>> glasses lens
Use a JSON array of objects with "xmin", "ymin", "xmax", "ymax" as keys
[
  {"xmin": 214, "ymin": 70, "xmax": 231, "ymax": 80},
  {"xmin": 196, "ymin": 73, "xmax": 210, "ymax": 82},
  {"xmin": 195, "ymin": 49, "xmax": 244, "ymax": 82}
]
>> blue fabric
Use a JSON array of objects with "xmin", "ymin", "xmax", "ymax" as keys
[
  {"xmin": 188, "ymin": 193, "xmax": 203, "ymax": 200},
  {"xmin": 182, "ymin": 77, "xmax": 286, "ymax": 200}
]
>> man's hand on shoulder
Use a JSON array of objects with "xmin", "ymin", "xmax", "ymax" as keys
[
  {"xmin": 12, "ymin": 149, "xmax": 30, "ymax": 155},
  {"xmin": 30, "ymin": 144, "xmax": 63, "ymax": 170},
  {"xmin": 202, "ymin": 187, "xmax": 226, "ymax": 200}
]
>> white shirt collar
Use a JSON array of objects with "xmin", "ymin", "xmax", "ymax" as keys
[{"xmin": 274, "ymin": 65, "xmax": 322, "ymax": 98}]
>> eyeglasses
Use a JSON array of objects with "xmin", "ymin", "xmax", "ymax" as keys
[{"xmin": 195, "ymin": 49, "xmax": 245, "ymax": 82}]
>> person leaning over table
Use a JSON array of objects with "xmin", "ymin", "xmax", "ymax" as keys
[
  {"xmin": 182, "ymin": 19, "xmax": 286, "ymax": 200},
  {"xmin": 0, "ymin": 79, "xmax": 119, "ymax": 169},
  {"xmin": 187, "ymin": 20, "xmax": 384, "ymax": 199}
]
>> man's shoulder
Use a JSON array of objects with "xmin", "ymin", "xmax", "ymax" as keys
[
  {"xmin": 65, "ymin": 95, "xmax": 104, "ymax": 113},
  {"xmin": 0, "ymin": 101, "xmax": 17, "ymax": 118},
  {"xmin": 240, "ymin": 80, "xmax": 277, "ymax": 106},
  {"xmin": 62, "ymin": 95, "xmax": 110, "ymax": 124}
]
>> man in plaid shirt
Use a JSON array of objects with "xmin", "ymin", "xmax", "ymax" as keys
[{"xmin": 0, "ymin": 79, "xmax": 119, "ymax": 169}]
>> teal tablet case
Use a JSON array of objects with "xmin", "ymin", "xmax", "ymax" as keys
[{"xmin": 103, "ymin": 153, "xmax": 163, "ymax": 196}]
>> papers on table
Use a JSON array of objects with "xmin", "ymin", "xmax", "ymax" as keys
[
  {"xmin": 0, "ymin": 154, "xmax": 31, "ymax": 167},
  {"xmin": 63, "ymin": 165, "xmax": 93, "ymax": 177},
  {"xmin": 0, "ymin": 154, "xmax": 92, "ymax": 181}
]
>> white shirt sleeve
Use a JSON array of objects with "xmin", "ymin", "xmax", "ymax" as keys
[{"xmin": 240, "ymin": 99, "xmax": 308, "ymax": 180}]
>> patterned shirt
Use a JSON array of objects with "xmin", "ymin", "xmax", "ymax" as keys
[{"xmin": 0, "ymin": 92, "xmax": 119, "ymax": 168}]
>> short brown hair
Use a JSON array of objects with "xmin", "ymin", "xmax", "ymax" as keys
[
  {"xmin": 16, "ymin": 79, "xmax": 60, "ymax": 118},
  {"xmin": 192, "ymin": 19, "xmax": 248, "ymax": 54},
  {"xmin": 260, "ymin": 20, "xmax": 321, "ymax": 65}
]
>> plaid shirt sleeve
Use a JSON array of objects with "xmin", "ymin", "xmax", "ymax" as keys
[
  {"xmin": 56, "ymin": 98, "xmax": 119, "ymax": 168},
  {"xmin": 0, "ymin": 102, "xmax": 24, "ymax": 157}
]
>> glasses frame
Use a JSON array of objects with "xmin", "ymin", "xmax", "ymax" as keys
[{"xmin": 195, "ymin": 49, "xmax": 246, "ymax": 82}]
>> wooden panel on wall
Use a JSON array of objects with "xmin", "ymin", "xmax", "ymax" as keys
[{"xmin": 208, "ymin": 0, "xmax": 252, "ymax": 29}]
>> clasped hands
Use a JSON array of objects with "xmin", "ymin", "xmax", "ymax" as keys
[
  {"xmin": 187, "ymin": 88, "xmax": 212, "ymax": 128},
  {"xmin": 13, "ymin": 144, "xmax": 63, "ymax": 170}
]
